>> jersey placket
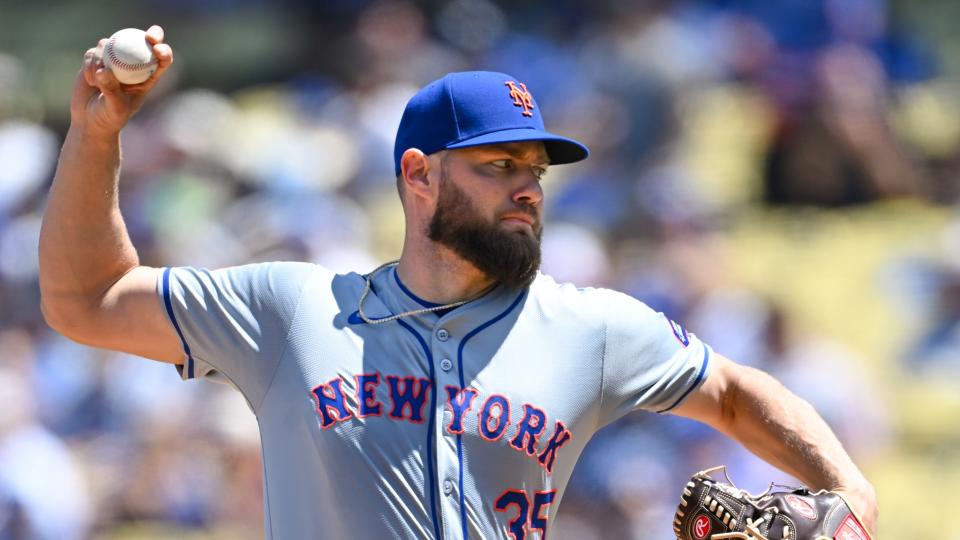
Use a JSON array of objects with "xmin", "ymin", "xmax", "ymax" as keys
[
  {"xmin": 430, "ymin": 321, "xmax": 466, "ymax": 540},
  {"xmin": 381, "ymin": 268, "xmax": 468, "ymax": 539}
]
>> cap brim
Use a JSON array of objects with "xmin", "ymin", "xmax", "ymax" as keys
[{"xmin": 445, "ymin": 128, "xmax": 589, "ymax": 166}]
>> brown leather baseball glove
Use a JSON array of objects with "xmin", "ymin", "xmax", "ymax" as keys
[{"xmin": 673, "ymin": 466, "xmax": 873, "ymax": 540}]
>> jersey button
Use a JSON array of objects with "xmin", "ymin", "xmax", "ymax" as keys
[
  {"xmin": 440, "ymin": 358, "xmax": 453, "ymax": 372},
  {"xmin": 437, "ymin": 328, "xmax": 450, "ymax": 341},
  {"xmin": 443, "ymin": 480, "xmax": 454, "ymax": 495}
]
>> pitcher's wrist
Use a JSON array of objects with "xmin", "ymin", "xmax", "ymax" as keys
[{"xmin": 67, "ymin": 121, "xmax": 121, "ymax": 148}]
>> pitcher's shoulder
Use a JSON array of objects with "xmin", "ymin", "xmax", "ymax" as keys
[
  {"xmin": 530, "ymin": 272, "xmax": 620, "ymax": 301},
  {"xmin": 529, "ymin": 272, "xmax": 610, "ymax": 310},
  {"xmin": 529, "ymin": 272, "xmax": 660, "ymax": 319},
  {"xmin": 286, "ymin": 263, "xmax": 373, "ymax": 297}
]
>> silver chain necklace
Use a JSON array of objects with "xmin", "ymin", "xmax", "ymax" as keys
[{"xmin": 357, "ymin": 260, "xmax": 485, "ymax": 325}]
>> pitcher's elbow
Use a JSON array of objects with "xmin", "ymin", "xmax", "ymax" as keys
[{"xmin": 40, "ymin": 295, "xmax": 92, "ymax": 342}]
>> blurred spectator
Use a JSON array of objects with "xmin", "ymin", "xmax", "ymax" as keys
[
  {"xmin": 905, "ymin": 265, "xmax": 960, "ymax": 376},
  {"xmin": 763, "ymin": 44, "xmax": 928, "ymax": 206},
  {"xmin": 0, "ymin": 366, "xmax": 92, "ymax": 539}
]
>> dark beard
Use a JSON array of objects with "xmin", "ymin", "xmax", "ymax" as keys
[{"xmin": 427, "ymin": 169, "xmax": 542, "ymax": 290}]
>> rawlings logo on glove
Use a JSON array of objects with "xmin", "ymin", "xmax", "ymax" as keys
[{"xmin": 673, "ymin": 466, "xmax": 873, "ymax": 540}]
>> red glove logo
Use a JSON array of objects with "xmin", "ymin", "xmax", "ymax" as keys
[
  {"xmin": 835, "ymin": 515, "xmax": 869, "ymax": 540},
  {"xmin": 693, "ymin": 515, "xmax": 711, "ymax": 539},
  {"xmin": 786, "ymin": 494, "xmax": 818, "ymax": 520}
]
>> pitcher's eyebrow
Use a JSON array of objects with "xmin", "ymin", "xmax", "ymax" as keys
[{"xmin": 480, "ymin": 144, "xmax": 551, "ymax": 165}]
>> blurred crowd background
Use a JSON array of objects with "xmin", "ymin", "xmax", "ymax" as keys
[{"xmin": 1, "ymin": 0, "xmax": 959, "ymax": 538}]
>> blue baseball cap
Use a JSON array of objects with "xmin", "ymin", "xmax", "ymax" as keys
[{"xmin": 394, "ymin": 71, "xmax": 589, "ymax": 175}]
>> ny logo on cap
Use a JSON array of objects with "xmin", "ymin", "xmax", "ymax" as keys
[{"xmin": 505, "ymin": 81, "xmax": 535, "ymax": 117}]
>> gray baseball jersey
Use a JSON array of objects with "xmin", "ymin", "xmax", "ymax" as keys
[{"xmin": 158, "ymin": 261, "xmax": 712, "ymax": 539}]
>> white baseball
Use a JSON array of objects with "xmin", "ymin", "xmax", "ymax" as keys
[{"xmin": 102, "ymin": 28, "xmax": 158, "ymax": 85}]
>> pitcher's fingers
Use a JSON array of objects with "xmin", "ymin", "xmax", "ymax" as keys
[
  {"xmin": 145, "ymin": 25, "xmax": 164, "ymax": 45},
  {"xmin": 93, "ymin": 66, "xmax": 125, "ymax": 112},
  {"xmin": 82, "ymin": 47, "xmax": 100, "ymax": 87},
  {"xmin": 123, "ymin": 43, "xmax": 173, "ymax": 93},
  {"xmin": 73, "ymin": 58, "xmax": 100, "ymax": 112},
  {"xmin": 152, "ymin": 43, "xmax": 173, "ymax": 73}
]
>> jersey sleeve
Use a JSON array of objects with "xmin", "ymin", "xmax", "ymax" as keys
[
  {"xmin": 596, "ymin": 288, "xmax": 712, "ymax": 427},
  {"xmin": 157, "ymin": 261, "xmax": 316, "ymax": 407}
]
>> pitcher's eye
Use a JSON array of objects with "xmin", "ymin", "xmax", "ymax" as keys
[{"xmin": 491, "ymin": 159, "xmax": 511, "ymax": 169}]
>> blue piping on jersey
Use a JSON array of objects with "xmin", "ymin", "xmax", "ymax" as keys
[
  {"xmin": 394, "ymin": 269, "xmax": 445, "ymax": 308},
  {"xmin": 656, "ymin": 345, "xmax": 711, "ymax": 414},
  {"xmin": 455, "ymin": 291, "xmax": 527, "ymax": 540},
  {"xmin": 162, "ymin": 268, "xmax": 195, "ymax": 379},
  {"xmin": 396, "ymin": 319, "xmax": 443, "ymax": 540},
  {"xmin": 371, "ymin": 274, "xmax": 441, "ymax": 537}
]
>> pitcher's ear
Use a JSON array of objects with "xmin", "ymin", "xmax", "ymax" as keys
[{"xmin": 400, "ymin": 148, "xmax": 434, "ymax": 197}]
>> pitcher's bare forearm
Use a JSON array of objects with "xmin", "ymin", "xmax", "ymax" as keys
[
  {"xmin": 40, "ymin": 25, "xmax": 172, "ymax": 316},
  {"xmin": 39, "ymin": 126, "xmax": 138, "ymax": 307},
  {"xmin": 38, "ymin": 26, "xmax": 183, "ymax": 363},
  {"xmin": 718, "ymin": 365, "xmax": 867, "ymax": 491},
  {"xmin": 673, "ymin": 355, "xmax": 878, "ymax": 534}
]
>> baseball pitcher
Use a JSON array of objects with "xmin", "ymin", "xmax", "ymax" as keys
[{"xmin": 38, "ymin": 26, "xmax": 877, "ymax": 539}]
